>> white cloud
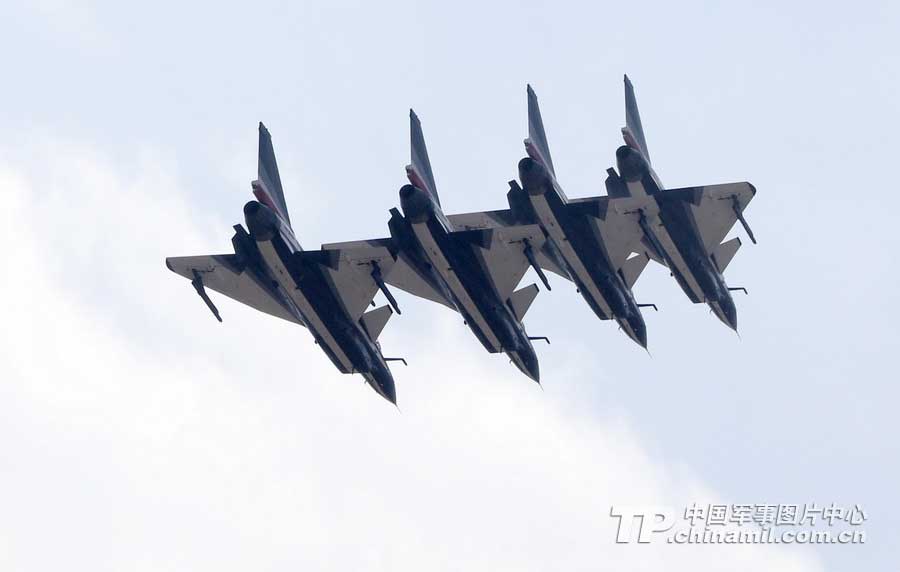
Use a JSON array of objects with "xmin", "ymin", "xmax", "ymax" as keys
[{"xmin": 0, "ymin": 139, "xmax": 823, "ymax": 571}]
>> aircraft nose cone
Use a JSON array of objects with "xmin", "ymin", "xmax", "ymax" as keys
[
  {"xmin": 369, "ymin": 366, "xmax": 397, "ymax": 405},
  {"xmin": 716, "ymin": 295, "xmax": 738, "ymax": 332},
  {"xmin": 524, "ymin": 358, "xmax": 540, "ymax": 384},
  {"xmin": 382, "ymin": 380, "xmax": 397, "ymax": 406},
  {"xmin": 629, "ymin": 315, "xmax": 648, "ymax": 349},
  {"xmin": 511, "ymin": 347, "xmax": 541, "ymax": 384}
]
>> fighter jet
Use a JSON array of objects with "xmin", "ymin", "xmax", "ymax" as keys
[
  {"xmin": 166, "ymin": 123, "xmax": 406, "ymax": 404},
  {"xmin": 325, "ymin": 111, "xmax": 548, "ymax": 382},
  {"xmin": 606, "ymin": 75, "xmax": 757, "ymax": 330},
  {"xmin": 452, "ymin": 85, "xmax": 656, "ymax": 348}
]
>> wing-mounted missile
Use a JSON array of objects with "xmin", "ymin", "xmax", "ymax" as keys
[
  {"xmin": 521, "ymin": 237, "xmax": 551, "ymax": 291},
  {"xmin": 190, "ymin": 269, "xmax": 222, "ymax": 322},
  {"xmin": 731, "ymin": 194, "xmax": 757, "ymax": 244},
  {"xmin": 370, "ymin": 261, "xmax": 401, "ymax": 315}
]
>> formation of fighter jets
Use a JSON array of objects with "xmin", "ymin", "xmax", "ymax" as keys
[{"xmin": 166, "ymin": 76, "xmax": 757, "ymax": 405}]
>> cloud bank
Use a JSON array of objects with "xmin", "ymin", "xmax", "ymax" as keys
[{"xmin": 0, "ymin": 138, "xmax": 822, "ymax": 571}]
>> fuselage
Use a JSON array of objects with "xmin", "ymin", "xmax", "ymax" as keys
[
  {"xmin": 516, "ymin": 158, "xmax": 648, "ymax": 348},
  {"xmin": 615, "ymin": 145, "xmax": 737, "ymax": 329},
  {"xmin": 241, "ymin": 199, "xmax": 397, "ymax": 402},
  {"xmin": 393, "ymin": 185, "xmax": 540, "ymax": 382}
]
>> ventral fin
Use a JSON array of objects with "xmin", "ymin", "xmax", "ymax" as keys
[
  {"xmin": 360, "ymin": 305, "xmax": 393, "ymax": 341},
  {"xmin": 508, "ymin": 283, "xmax": 539, "ymax": 322}
]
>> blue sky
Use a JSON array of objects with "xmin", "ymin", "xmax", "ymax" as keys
[{"xmin": 1, "ymin": 1, "xmax": 897, "ymax": 570}]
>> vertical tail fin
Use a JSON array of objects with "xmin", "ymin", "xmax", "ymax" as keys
[
  {"xmin": 622, "ymin": 75, "xmax": 651, "ymax": 165},
  {"xmin": 406, "ymin": 110, "xmax": 440, "ymax": 206},
  {"xmin": 524, "ymin": 85, "xmax": 556, "ymax": 178},
  {"xmin": 253, "ymin": 122, "xmax": 291, "ymax": 225}
]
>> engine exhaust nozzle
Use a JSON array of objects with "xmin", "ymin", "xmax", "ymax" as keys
[{"xmin": 243, "ymin": 200, "xmax": 280, "ymax": 241}]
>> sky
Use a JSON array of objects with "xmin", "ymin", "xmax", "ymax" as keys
[{"xmin": 1, "ymin": 0, "xmax": 898, "ymax": 570}]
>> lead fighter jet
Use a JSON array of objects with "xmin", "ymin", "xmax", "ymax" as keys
[
  {"xmin": 166, "ymin": 123, "xmax": 406, "ymax": 404},
  {"xmin": 325, "ymin": 111, "xmax": 548, "ymax": 382},
  {"xmin": 607, "ymin": 75, "xmax": 757, "ymax": 330}
]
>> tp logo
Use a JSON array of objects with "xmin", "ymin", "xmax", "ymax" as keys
[{"xmin": 610, "ymin": 506, "xmax": 675, "ymax": 543}]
